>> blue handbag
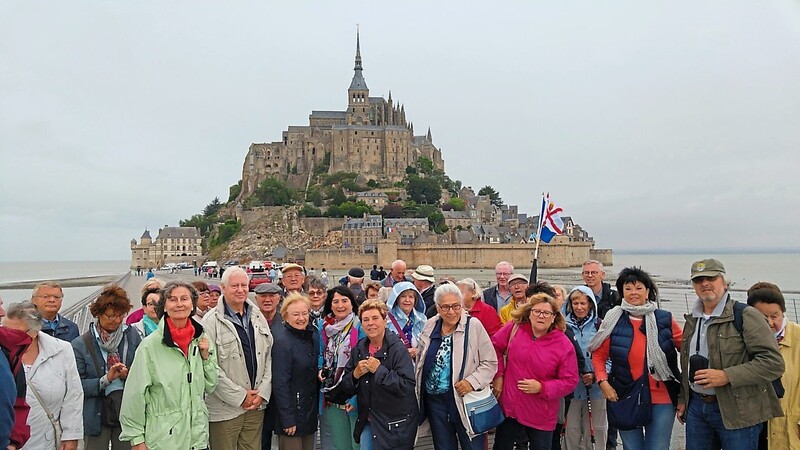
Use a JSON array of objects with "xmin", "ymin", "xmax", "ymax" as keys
[{"xmin": 459, "ymin": 318, "xmax": 505, "ymax": 433}]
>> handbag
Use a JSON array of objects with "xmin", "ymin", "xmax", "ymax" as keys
[
  {"xmin": 83, "ymin": 332, "xmax": 124, "ymax": 428},
  {"xmin": 458, "ymin": 317, "xmax": 505, "ymax": 434},
  {"xmin": 606, "ymin": 358, "xmax": 652, "ymax": 431},
  {"xmin": 27, "ymin": 381, "xmax": 63, "ymax": 448}
]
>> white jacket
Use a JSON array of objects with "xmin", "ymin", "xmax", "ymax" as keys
[
  {"xmin": 202, "ymin": 297, "xmax": 273, "ymax": 422},
  {"xmin": 25, "ymin": 332, "xmax": 84, "ymax": 449}
]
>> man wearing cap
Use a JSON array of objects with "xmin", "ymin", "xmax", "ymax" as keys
[
  {"xmin": 499, "ymin": 274, "xmax": 529, "ymax": 324},
  {"xmin": 677, "ymin": 259, "xmax": 784, "ymax": 450},
  {"xmin": 382, "ymin": 259, "xmax": 409, "ymax": 287},
  {"xmin": 280, "ymin": 263, "xmax": 306, "ymax": 297},
  {"xmin": 411, "ymin": 265, "xmax": 438, "ymax": 318},
  {"xmin": 208, "ymin": 284, "xmax": 222, "ymax": 308},
  {"xmin": 483, "ymin": 261, "xmax": 514, "ymax": 313},
  {"xmin": 254, "ymin": 283, "xmax": 283, "ymax": 329},
  {"xmin": 30, "ymin": 281, "xmax": 79, "ymax": 342},
  {"xmin": 347, "ymin": 267, "xmax": 367, "ymax": 303}
]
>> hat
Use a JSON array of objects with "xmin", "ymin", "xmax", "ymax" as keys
[
  {"xmin": 348, "ymin": 267, "xmax": 365, "ymax": 278},
  {"xmin": 254, "ymin": 283, "xmax": 282, "ymax": 295},
  {"xmin": 508, "ymin": 274, "xmax": 529, "ymax": 285},
  {"xmin": 690, "ymin": 259, "xmax": 726, "ymax": 280},
  {"xmin": 282, "ymin": 263, "xmax": 304, "ymax": 274},
  {"xmin": 208, "ymin": 284, "xmax": 221, "ymax": 293},
  {"xmin": 411, "ymin": 265, "xmax": 436, "ymax": 283}
]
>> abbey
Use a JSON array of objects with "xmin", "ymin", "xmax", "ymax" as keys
[{"xmin": 238, "ymin": 32, "xmax": 445, "ymax": 200}]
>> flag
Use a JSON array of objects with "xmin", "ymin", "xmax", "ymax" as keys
[{"xmin": 538, "ymin": 193, "xmax": 564, "ymax": 243}]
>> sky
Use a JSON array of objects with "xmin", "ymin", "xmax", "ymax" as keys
[{"xmin": 2, "ymin": 1, "xmax": 800, "ymax": 262}]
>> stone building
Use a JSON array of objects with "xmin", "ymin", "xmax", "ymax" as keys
[
  {"xmin": 342, "ymin": 214, "xmax": 382, "ymax": 252},
  {"xmin": 442, "ymin": 210, "xmax": 472, "ymax": 230},
  {"xmin": 130, "ymin": 227, "xmax": 202, "ymax": 269},
  {"xmin": 238, "ymin": 31, "xmax": 445, "ymax": 200},
  {"xmin": 384, "ymin": 218, "xmax": 429, "ymax": 244}
]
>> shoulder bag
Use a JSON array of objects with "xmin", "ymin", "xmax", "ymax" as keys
[
  {"xmin": 606, "ymin": 357, "xmax": 652, "ymax": 430},
  {"xmin": 27, "ymin": 379, "xmax": 63, "ymax": 448},
  {"xmin": 83, "ymin": 332, "xmax": 124, "ymax": 428},
  {"xmin": 458, "ymin": 317, "xmax": 505, "ymax": 434}
]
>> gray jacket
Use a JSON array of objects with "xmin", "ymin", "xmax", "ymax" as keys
[{"xmin": 679, "ymin": 296, "xmax": 784, "ymax": 429}]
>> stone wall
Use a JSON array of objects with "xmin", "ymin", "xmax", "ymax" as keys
[
  {"xmin": 306, "ymin": 239, "xmax": 612, "ymax": 270},
  {"xmin": 590, "ymin": 248, "xmax": 614, "ymax": 266},
  {"xmin": 300, "ymin": 218, "xmax": 347, "ymax": 236}
]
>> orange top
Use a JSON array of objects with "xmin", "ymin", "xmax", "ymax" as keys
[{"xmin": 592, "ymin": 316, "xmax": 683, "ymax": 404}]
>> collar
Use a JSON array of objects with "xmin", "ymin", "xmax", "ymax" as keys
[
  {"xmin": 691, "ymin": 292, "xmax": 728, "ymax": 318},
  {"xmin": 42, "ymin": 314, "xmax": 61, "ymax": 329},
  {"xmin": 223, "ymin": 298, "xmax": 249, "ymax": 318},
  {"xmin": 776, "ymin": 316, "xmax": 788, "ymax": 342}
]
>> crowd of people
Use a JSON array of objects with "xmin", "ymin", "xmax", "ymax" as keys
[{"xmin": 0, "ymin": 257, "xmax": 797, "ymax": 450}]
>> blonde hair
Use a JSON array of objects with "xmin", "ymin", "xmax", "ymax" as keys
[
  {"xmin": 140, "ymin": 278, "xmax": 165, "ymax": 295},
  {"xmin": 456, "ymin": 278, "xmax": 482, "ymax": 300},
  {"xmin": 358, "ymin": 299, "xmax": 388, "ymax": 320},
  {"xmin": 32, "ymin": 281, "xmax": 62, "ymax": 298},
  {"xmin": 377, "ymin": 287, "xmax": 392, "ymax": 304},
  {"xmin": 511, "ymin": 293, "xmax": 566, "ymax": 331},
  {"xmin": 280, "ymin": 293, "xmax": 311, "ymax": 320}
]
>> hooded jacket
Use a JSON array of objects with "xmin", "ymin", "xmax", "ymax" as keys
[
  {"xmin": 24, "ymin": 332, "xmax": 84, "ymax": 449},
  {"xmin": 0, "ymin": 327, "xmax": 33, "ymax": 449},
  {"xmin": 564, "ymin": 286, "xmax": 603, "ymax": 400},
  {"xmin": 385, "ymin": 282, "xmax": 427, "ymax": 348},
  {"xmin": 120, "ymin": 317, "xmax": 218, "ymax": 450}
]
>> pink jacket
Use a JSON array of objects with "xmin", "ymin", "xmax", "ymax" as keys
[{"xmin": 492, "ymin": 322, "xmax": 578, "ymax": 431}]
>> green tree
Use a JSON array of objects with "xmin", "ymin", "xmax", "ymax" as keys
[
  {"xmin": 442, "ymin": 197, "xmax": 466, "ymax": 211},
  {"xmin": 478, "ymin": 185, "xmax": 503, "ymax": 207},
  {"xmin": 427, "ymin": 211, "xmax": 448, "ymax": 234},
  {"xmin": 366, "ymin": 179, "xmax": 379, "ymax": 188},
  {"xmin": 211, "ymin": 220, "xmax": 241, "ymax": 247},
  {"xmin": 417, "ymin": 157, "xmax": 434, "ymax": 175},
  {"xmin": 204, "ymin": 197, "xmax": 223, "ymax": 217},
  {"xmin": 306, "ymin": 187, "xmax": 324, "ymax": 206},
  {"xmin": 331, "ymin": 187, "xmax": 348, "ymax": 206},
  {"xmin": 180, "ymin": 214, "xmax": 214, "ymax": 236},
  {"xmin": 407, "ymin": 175, "xmax": 441, "ymax": 205},
  {"xmin": 381, "ymin": 203, "xmax": 404, "ymax": 218},
  {"xmin": 228, "ymin": 181, "xmax": 242, "ymax": 203},
  {"xmin": 254, "ymin": 177, "xmax": 295, "ymax": 206},
  {"xmin": 299, "ymin": 204, "xmax": 323, "ymax": 217}
]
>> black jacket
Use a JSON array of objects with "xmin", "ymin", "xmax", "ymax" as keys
[
  {"xmin": 594, "ymin": 282, "xmax": 621, "ymax": 319},
  {"xmin": 340, "ymin": 332, "xmax": 418, "ymax": 450},
  {"xmin": 271, "ymin": 323, "xmax": 320, "ymax": 436},
  {"xmin": 421, "ymin": 286, "xmax": 437, "ymax": 318}
]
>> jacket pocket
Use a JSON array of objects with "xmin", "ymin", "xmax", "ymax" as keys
[
  {"xmin": 717, "ymin": 331, "xmax": 746, "ymax": 364},
  {"xmin": 144, "ymin": 411, "xmax": 182, "ymax": 449}
]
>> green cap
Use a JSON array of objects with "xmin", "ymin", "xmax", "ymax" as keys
[{"xmin": 690, "ymin": 259, "xmax": 726, "ymax": 280}]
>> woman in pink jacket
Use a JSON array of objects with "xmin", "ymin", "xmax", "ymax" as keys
[{"xmin": 491, "ymin": 293, "xmax": 579, "ymax": 450}]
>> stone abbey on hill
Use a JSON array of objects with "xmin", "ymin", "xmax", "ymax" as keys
[{"xmin": 237, "ymin": 31, "xmax": 445, "ymax": 200}]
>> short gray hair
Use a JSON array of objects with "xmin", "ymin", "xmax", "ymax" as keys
[
  {"xmin": 157, "ymin": 281, "xmax": 199, "ymax": 319},
  {"xmin": 221, "ymin": 266, "xmax": 248, "ymax": 286},
  {"xmin": 495, "ymin": 261, "xmax": 514, "ymax": 271},
  {"xmin": 582, "ymin": 260, "xmax": 604, "ymax": 271},
  {"xmin": 5, "ymin": 301, "xmax": 43, "ymax": 333},
  {"xmin": 434, "ymin": 283, "xmax": 463, "ymax": 306}
]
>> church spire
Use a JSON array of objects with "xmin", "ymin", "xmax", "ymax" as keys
[
  {"xmin": 355, "ymin": 26, "xmax": 362, "ymax": 71},
  {"xmin": 349, "ymin": 26, "xmax": 368, "ymax": 91}
]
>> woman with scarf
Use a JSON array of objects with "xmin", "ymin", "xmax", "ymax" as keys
[
  {"xmin": 587, "ymin": 267, "xmax": 682, "ymax": 450},
  {"xmin": 563, "ymin": 286, "xmax": 607, "ymax": 450},
  {"xmin": 131, "ymin": 287, "xmax": 160, "ymax": 339},
  {"xmin": 72, "ymin": 284, "xmax": 142, "ymax": 450},
  {"xmin": 120, "ymin": 280, "xmax": 218, "ymax": 450},
  {"xmin": 319, "ymin": 286, "xmax": 365, "ymax": 450},
  {"xmin": 385, "ymin": 282, "xmax": 427, "ymax": 360}
]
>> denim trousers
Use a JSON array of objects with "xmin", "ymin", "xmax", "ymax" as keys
[
  {"xmin": 686, "ymin": 392, "xmax": 761, "ymax": 450},
  {"xmin": 425, "ymin": 391, "xmax": 485, "ymax": 450},
  {"xmin": 617, "ymin": 403, "xmax": 674, "ymax": 450}
]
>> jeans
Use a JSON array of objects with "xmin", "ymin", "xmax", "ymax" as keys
[
  {"xmin": 494, "ymin": 417, "xmax": 552, "ymax": 450},
  {"xmin": 617, "ymin": 403, "xmax": 674, "ymax": 450},
  {"xmin": 686, "ymin": 392, "xmax": 762, "ymax": 450},
  {"xmin": 425, "ymin": 391, "xmax": 485, "ymax": 450},
  {"xmin": 360, "ymin": 423, "xmax": 373, "ymax": 450}
]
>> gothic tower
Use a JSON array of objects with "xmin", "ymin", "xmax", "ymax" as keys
[{"xmin": 347, "ymin": 29, "xmax": 370, "ymax": 125}]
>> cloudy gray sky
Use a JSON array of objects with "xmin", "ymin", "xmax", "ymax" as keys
[{"xmin": 2, "ymin": 1, "xmax": 799, "ymax": 262}]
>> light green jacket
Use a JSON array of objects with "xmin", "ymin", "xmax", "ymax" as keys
[{"xmin": 120, "ymin": 317, "xmax": 218, "ymax": 450}]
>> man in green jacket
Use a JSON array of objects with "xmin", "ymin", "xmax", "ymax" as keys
[{"xmin": 677, "ymin": 259, "xmax": 784, "ymax": 450}]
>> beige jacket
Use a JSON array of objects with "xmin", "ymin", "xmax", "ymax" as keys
[
  {"xmin": 202, "ymin": 297, "xmax": 273, "ymax": 422},
  {"xmin": 415, "ymin": 312, "xmax": 498, "ymax": 438}
]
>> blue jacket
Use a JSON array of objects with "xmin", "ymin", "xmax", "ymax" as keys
[
  {"xmin": 0, "ymin": 351, "xmax": 15, "ymax": 449},
  {"xmin": 47, "ymin": 315, "xmax": 80, "ymax": 343},
  {"xmin": 564, "ymin": 286, "xmax": 603, "ymax": 400},
  {"xmin": 72, "ymin": 325, "xmax": 141, "ymax": 436},
  {"xmin": 385, "ymin": 282, "xmax": 427, "ymax": 347}
]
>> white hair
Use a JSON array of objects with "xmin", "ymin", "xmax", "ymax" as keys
[
  {"xmin": 434, "ymin": 283, "xmax": 463, "ymax": 306},
  {"xmin": 221, "ymin": 266, "xmax": 248, "ymax": 286},
  {"xmin": 456, "ymin": 278, "xmax": 482, "ymax": 300},
  {"xmin": 495, "ymin": 261, "xmax": 514, "ymax": 271}
]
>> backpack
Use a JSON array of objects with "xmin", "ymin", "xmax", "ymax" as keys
[{"xmin": 731, "ymin": 301, "xmax": 784, "ymax": 398}]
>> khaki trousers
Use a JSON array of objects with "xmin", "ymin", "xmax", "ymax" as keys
[
  {"xmin": 209, "ymin": 409, "xmax": 264, "ymax": 450},
  {"xmin": 278, "ymin": 434, "xmax": 314, "ymax": 450}
]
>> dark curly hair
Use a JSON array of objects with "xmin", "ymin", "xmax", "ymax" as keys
[
  {"xmin": 615, "ymin": 266, "xmax": 658, "ymax": 303},
  {"xmin": 90, "ymin": 284, "xmax": 132, "ymax": 317},
  {"xmin": 323, "ymin": 285, "xmax": 359, "ymax": 318},
  {"xmin": 526, "ymin": 281, "xmax": 556, "ymax": 298},
  {"xmin": 140, "ymin": 287, "xmax": 161, "ymax": 306}
]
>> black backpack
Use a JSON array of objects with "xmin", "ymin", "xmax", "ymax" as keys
[{"xmin": 731, "ymin": 301, "xmax": 784, "ymax": 398}]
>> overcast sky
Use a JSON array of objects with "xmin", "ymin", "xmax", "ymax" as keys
[{"xmin": 2, "ymin": 1, "xmax": 799, "ymax": 262}]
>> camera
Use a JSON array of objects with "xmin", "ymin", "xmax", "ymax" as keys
[
  {"xmin": 688, "ymin": 354, "xmax": 709, "ymax": 383},
  {"xmin": 321, "ymin": 367, "xmax": 336, "ymax": 390}
]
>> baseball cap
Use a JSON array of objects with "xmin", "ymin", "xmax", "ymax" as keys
[
  {"xmin": 282, "ymin": 263, "xmax": 304, "ymax": 274},
  {"xmin": 690, "ymin": 259, "xmax": 726, "ymax": 280},
  {"xmin": 508, "ymin": 274, "xmax": 529, "ymax": 285}
]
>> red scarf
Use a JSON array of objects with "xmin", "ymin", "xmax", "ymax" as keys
[{"xmin": 167, "ymin": 317, "xmax": 195, "ymax": 357}]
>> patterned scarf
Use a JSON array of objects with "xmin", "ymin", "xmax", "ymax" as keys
[
  {"xmin": 95, "ymin": 322, "xmax": 125, "ymax": 367},
  {"xmin": 587, "ymin": 300, "xmax": 675, "ymax": 382},
  {"xmin": 324, "ymin": 313, "xmax": 355, "ymax": 374},
  {"xmin": 402, "ymin": 316, "xmax": 414, "ymax": 346}
]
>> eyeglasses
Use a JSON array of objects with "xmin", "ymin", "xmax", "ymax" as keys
[
  {"xmin": 531, "ymin": 309, "xmax": 555, "ymax": 318},
  {"xmin": 495, "ymin": 272, "xmax": 512, "ymax": 277},
  {"xmin": 582, "ymin": 271, "xmax": 600, "ymax": 276},
  {"xmin": 199, "ymin": 290, "xmax": 211, "ymax": 296},
  {"xmin": 34, "ymin": 294, "xmax": 63, "ymax": 300},
  {"xmin": 438, "ymin": 304, "xmax": 462, "ymax": 312},
  {"xmin": 101, "ymin": 313, "xmax": 124, "ymax": 321},
  {"xmin": 308, "ymin": 290, "xmax": 325, "ymax": 297},
  {"xmin": 145, "ymin": 302, "xmax": 158, "ymax": 308}
]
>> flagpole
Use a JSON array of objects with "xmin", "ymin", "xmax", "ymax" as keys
[{"xmin": 530, "ymin": 192, "xmax": 547, "ymax": 283}]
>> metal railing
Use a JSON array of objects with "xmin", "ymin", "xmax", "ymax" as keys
[{"xmin": 62, "ymin": 272, "xmax": 131, "ymax": 333}]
